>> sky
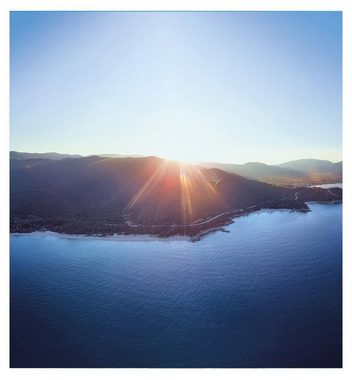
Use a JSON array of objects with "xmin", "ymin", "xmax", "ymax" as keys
[{"xmin": 10, "ymin": 11, "xmax": 342, "ymax": 164}]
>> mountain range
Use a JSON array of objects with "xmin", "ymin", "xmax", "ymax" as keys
[
  {"xmin": 11, "ymin": 151, "xmax": 342, "ymax": 186},
  {"xmin": 10, "ymin": 151, "xmax": 82, "ymax": 161},
  {"xmin": 198, "ymin": 159, "xmax": 342, "ymax": 186},
  {"xmin": 10, "ymin": 153, "xmax": 342, "ymax": 237}
]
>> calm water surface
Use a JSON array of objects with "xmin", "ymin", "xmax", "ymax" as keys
[{"xmin": 10, "ymin": 203, "xmax": 342, "ymax": 368}]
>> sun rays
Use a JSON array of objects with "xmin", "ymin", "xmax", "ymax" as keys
[
  {"xmin": 179, "ymin": 164, "xmax": 193, "ymax": 223},
  {"xmin": 125, "ymin": 159, "xmax": 225, "ymax": 226},
  {"xmin": 126, "ymin": 159, "xmax": 170, "ymax": 209}
]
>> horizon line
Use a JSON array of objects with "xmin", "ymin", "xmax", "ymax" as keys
[{"xmin": 9, "ymin": 150, "xmax": 343, "ymax": 166}]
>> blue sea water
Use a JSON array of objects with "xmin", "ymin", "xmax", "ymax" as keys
[{"xmin": 10, "ymin": 203, "xmax": 342, "ymax": 368}]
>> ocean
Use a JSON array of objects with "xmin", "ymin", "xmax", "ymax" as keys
[{"xmin": 10, "ymin": 202, "xmax": 342, "ymax": 367}]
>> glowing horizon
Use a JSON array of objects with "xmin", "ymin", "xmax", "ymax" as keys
[{"xmin": 10, "ymin": 12, "xmax": 342, "ymax": 164}]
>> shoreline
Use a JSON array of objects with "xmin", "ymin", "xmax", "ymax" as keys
[
  {"xmin": 307, "ymin": 182, "xmax": 342, "ymax": 189},
  {"xmin": 11, "ymin": 203, "xmax": 338, "ymax": 242},
  {"xmin": 11, "ymin": 201, "xmax": 342, "ymax": 242},
  {"xmin": 10, "ymin": 230, "xmax": 193, "ymax": 242}
]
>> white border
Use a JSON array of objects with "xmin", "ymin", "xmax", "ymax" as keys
[{"xmin": 1, "ymin": 1, "xmax": 351, "ymax": 379}]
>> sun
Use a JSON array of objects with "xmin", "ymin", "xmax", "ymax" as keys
[{"xmin": 161, "ymin": 153, "xmax": 196, "ymax": 165}]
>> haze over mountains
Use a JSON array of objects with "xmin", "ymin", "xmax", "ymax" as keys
[
  {"xmin": 10, "ymin": 153, "xmax": 342, "ymax": 237},
  {"xmin": 11, "ymin": 151, "xmax": 342, "ymax": 187},
  {"xmin": 10, "ymin": 151, "xmax": 141, "ymax": 160},
  {"xmin": 278, "ymin": 159, "xmax": 342, "ymax": 175},
  {"xmin": 10, "ymin": 151, "xmax": 82, "ymax": 161},
  {"xmin": 199, "ymin": 159, "xmax": 342, "ymax": 186}
]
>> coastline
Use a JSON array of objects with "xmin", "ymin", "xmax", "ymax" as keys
[
  {"xmin": 10, "ymin": 205, "xmax": 313, "ymax": 242},
  {"xmin": 10, "ymin": 183, "xmax": 342, "ymax": 242},
  {"xmin": 10, "ymin": 230, "xmax": 192, "ymax": 243},
  {"xmin": 308, "ymin": 182, "xmax": 343, "ymax": 189},
  {"xmin": 10, "ymin": 202, "xmax": 342, "ymax": 242}
]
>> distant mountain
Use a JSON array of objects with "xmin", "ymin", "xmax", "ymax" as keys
[
  {"xmin": 199, "ymin": 159, "xmax": 342, "ymax": 187},
  {"xmin": 276, "ymin": 159, "xmax": 342, "ymax": 175},
  {"xmin": 98, "ymin": 154, "xmax": 144, "ymax": 158},
  {"xmin": 200, "ymin": 161, "xmax": 302, "ymax": 179},
  {"xmin": 10, "ymin": 156, "xmax": 342, "ymax": 237},
  {"xmin": 10, "ymin": 151, "xmax": 82, "ymax": 161},
  {"xmin": 11, "ymin": 153, "xmax": 342, "ymax": 186}
]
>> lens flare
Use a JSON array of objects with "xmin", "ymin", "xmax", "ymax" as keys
[{"xmin": 125, "ymin": 159, "xmax": 226, "ymax": 226}]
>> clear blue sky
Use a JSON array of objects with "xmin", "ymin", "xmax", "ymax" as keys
[{"xmin": 10, "ymin": 11, "xmax": 342, "ymax": 164}]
